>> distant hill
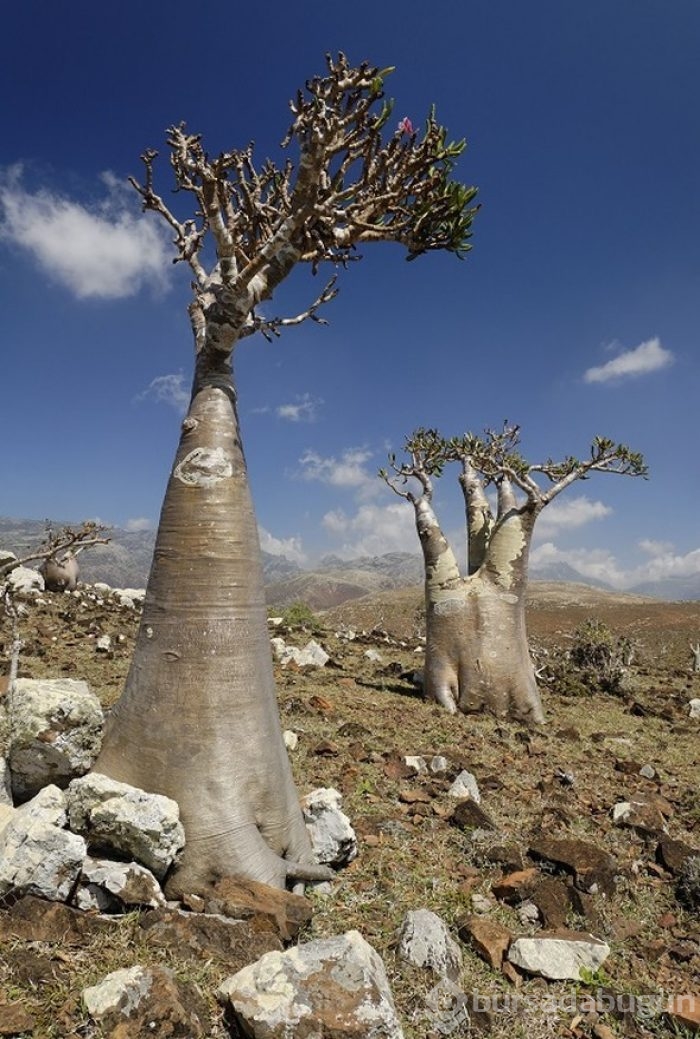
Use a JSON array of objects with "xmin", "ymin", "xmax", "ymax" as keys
[{"xmin": 3, "ymin": 515, "xmax": 698, "ymax": 605}]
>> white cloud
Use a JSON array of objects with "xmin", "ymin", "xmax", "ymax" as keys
[
  {"xmin": 584, "ymin": 337, "xmax": 674, "ymax": 384},
  {"xmin": 124, "ymin": 517, "xmax": 154, "ymax": 532},
  {"xmin": 298, "ymin": 447, "xmax": 379, "ymax": 499},
  {"xmin": 536, "ymin": 496, "xmax": 612, "ymax": 536},
  {"xmin": 276, "ymin": 393, "xmax": 322, "ymax": 422},
  {"xmin": 136, "ymin": 372, "xmax": 189, "ymax": 414},
  {"xmin": 530, "ymin": 539, "xmax": 700, "ymax": 589},
  {"xmin": 321, "ymin": 502, "xmax": 417, "ymax": 558},
  {"xmin": 258, "ymin": 526, "xmax": 307, "ymax": 564},
  {"xmin": 0, "ymin": 166, "xmax": 171, "ymax": 299},
  {"xmin": 638, "ymin": 538, "xmax": 674, "ymax": 556}
]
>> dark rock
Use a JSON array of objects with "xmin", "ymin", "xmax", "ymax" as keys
[
  {"xmin": 676, "ymin": 855, "xmax": 700, "ymax": 911},
  {"xmin": 0, "ymin": 1004, "xmax": 36, "ymax": 1036},
  {"xmin": 140, "ymin": 907, "xmax": 282, "ymax": 964},
  {"xmin": 657, "ymin": 836, "xmax": 697, "ymax": 876},
  {"xmin": 530, "ymin": 877, "xmax": 572, "ymax": 929},
  {"xmin": 450, "ymin": 800, "xmax": 496, "ymax": 832},
  {"xmin": 482, "ymin": 843, "xmax": 524, "ymax": 872},
  {"xmin": 529, "ymin": 836, "xmax": 617, "ymax": 895},
  {"xmin": 209, "ymin": 875, "xmax": 312, "ymax": 942},
  {"xmin": 0, "ymin": 895, "xmax": 113, "ymax": 945}
]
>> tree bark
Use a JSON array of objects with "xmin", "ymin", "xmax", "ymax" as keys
[
  {"xmin": 96, "ymin": 366, "xmax": 319, "ymax": 894},
  {"xmin": 417, "ymin": 502, "xmax": 545, "ymax": 724}
]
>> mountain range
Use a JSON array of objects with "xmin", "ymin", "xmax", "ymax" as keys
[{"xmin": 1, "ymin": 516, "xmax": 697, "ymax": 605}]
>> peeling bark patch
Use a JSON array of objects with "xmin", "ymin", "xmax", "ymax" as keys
[
  {"xmin": 433, "ymin": 596, "xmax": 467, "ymax": 616},
  {"xmin": 174, "ymin": 448, "xmax": 233, "ymax": 487}
]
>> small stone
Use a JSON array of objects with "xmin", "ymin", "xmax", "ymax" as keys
[
  {"xmin": 471, "ymin": 893, "xmax": 493, "ymax": 914},
  {"xmin": 301, "ymin": 788, "xmax": 358, "ymax": 868},
  {"xmin": 457, "ymin": 914, "xmax": 512, "ymax": 970},
  {"xmin": 403, "ymin": 755, "xmax": 428, "ymax": 775},
  {"xmin": 429, "ymin": 755, "xmax": 449, "ymax": 774},
  {"xmin": 529, "ymin": 836, "xmax": 617, "ymax": 896},
  {"xmin": 208, "ymin": 876, "xmax": 313, "ymax": 942},
  {"xmin": 530, "ymin": 877, "xmax": 573, "ymax": 929},
  {"xmin": 447, "ymin": 770, "xmax": 481, "ymax": 803},
  {"xmin": 95, "ymin": 634, "xmax": 112, "ymax": 653},
  {"xmin": 365, "ymin": 649, "xmax": 383, "ymax": 663},
  {"xmin": 83, "ymin": 965, "xmax": 209, "ymax": 1037},
  {"xmin": 508, "ymin": 930, "xmax": 611, "ymax": 981},
  {"xmin": 639, "ymin": 764, "xmax": 656, "ymax": 779},
  {"xmin": 483, "ymin": 843, "xmax": 524, "ymax": 872},
  {"xmin": 450, "ymin": 800, "xmax": 496, "ymax": 833},
  {"xmin": 491, "ymin": 869, "xmax": 539, "ymax": 904},
  {"xmin": 517, "ymin": 901, "xmax": 541, "ymax": 926},
  {"xmin": 688, "ymin": 699, "xmax": 700, "ymax": 720},
  {"xmin": 396, "ymin": 909, "xmax": 462, "ymax": 981},
  {"xmin": 613, "ymin": 797, "xmax": 666, "ymax": 835},
  {"xmin": 657, "ymin": 836, "xmax": 697, "ymax": 876},
  {"xmin": 282, "ymin": 730, "xmax": 298, "ymax": 751}
]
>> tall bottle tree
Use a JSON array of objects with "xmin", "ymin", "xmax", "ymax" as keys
[{"xmin": 95, "ymin": 54, "xmax": 479, "ymax": 894}]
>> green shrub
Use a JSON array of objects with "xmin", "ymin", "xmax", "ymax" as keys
[{"xmin": 278, "ymin": 601, "xmax": 321, "ymax": 632}]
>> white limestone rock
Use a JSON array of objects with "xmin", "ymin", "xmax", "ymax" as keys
[
  {"xmin": 0, "ymin": 787, "xmax": 86, "ymax": 900},
  {"xmin": 688, "ymin": 699, "xmax": 700, "ymax": 720},
  {"xmin": 283, "ymin": 730, "xmax": 299, "ymax": 751},
  {"xmin": 218, "ymin": 930, "xmax": 404, "ymax": 1038},
  {"xmin": 67, "ymin": 773, "xmax": 185, "ymax": 879},
  {"xmin": 6, "ymin": 566, "xmax": 44, "ymax": 597},
  {"xmin": 301, "ymin": 787, "xmax": 357, "ymax": 868},
  {"xmin": 271, "ymin": 637, "xmax": 330, "ymax": 668},
  {"xmin": 403, "ymin": 756, "xmax": 427, "ymax": 775},
  {"xmin": 396, "ymin": 909, "xmax": 463, "ymax": 982},
  {"xmin": 0, "ymin": 757, "xmax": 12, "ymax": 807},
  {"xmin": 74, "ymin": 855, "xmax": 165, "ymax": 912},
  {"xmin": 447, "ymin": 770, "xmax": 481, "ymax": 803},
  {"xmin": 8, "ymin": 678, "xmax": 104, "ymax": 800},
  {"xmin": 112, "ymin": 588, "xmax": 146, "ymax": 609},
  {"xmin": 83, "ymin": 966, "xmax": 152, "ymax": 1019},
  {"xmin": 508, "ymin": 931, "xmax": 611, "ymax": 981}
]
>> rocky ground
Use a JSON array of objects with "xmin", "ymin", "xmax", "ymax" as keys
[{"xmin": 0, "ymin": 579, "xmax": 698, "ymax": 1037}]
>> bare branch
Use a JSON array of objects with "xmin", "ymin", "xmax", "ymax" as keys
[
  {"xmin": 0, "ymin": 521, "xmax": 111, "ymax": 580},
  {"xmin": 239, "ymin": 277, "xmax": 339, "ymax": 342}
]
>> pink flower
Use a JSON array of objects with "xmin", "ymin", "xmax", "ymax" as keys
[{"xmin": 398, "ymin": 117, "xmax": 414, "ymax": 136}]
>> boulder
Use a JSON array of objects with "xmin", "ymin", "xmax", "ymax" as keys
[
  {"xmin": 301, "ymin": 787, "xmax": 357, "ymax": 868},
  {"xmin": 83, "ymin": 965, "xmax": 209, "ymax": 1038},
  {"xmin": 396, "ymin": 909, "xmax": 463, "ymax": 981},
  {"xmin": 66, "ymin": 773, "xmax": 184, "ymax": 879},
  {"xmin": 508, "ymin": 930, "xmax": 610, "ymax": 981},
  {"xmin": 0, "ymin": 789, "xmax": 86, "ymax": 900},
  {"xmin": 5, "ymin": 566, "xmax": 43, "ymax": 596},
  {"xmin": 8, "ymin": 678, "xmax": 104, "ymax": 800},
  {"xmin": 218, "ymin": 930, "xmax": 404, "ymax": 1038}
]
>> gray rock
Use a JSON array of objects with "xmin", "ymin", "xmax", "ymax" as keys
[
  {"xmin": 301, "ymin": 787, "xmax": 357, "ymax": 868},
  {"xmin": 508, "ymin": 931, "xmax": 611, "ymax": 980},
  {"xmin": 5, "ymin": 566, "xmax": 43, "ymax": 596},
  {"xmin": 67, "ymin": 773, "xmax": 185, "ymax": 879},
  {"xmin": 396, "ymin": 909, "xmax": 462, "ymax": 982},
  {"xmin": 688, "ymin": 699, "xmax": 700, "ymax": 720},
  {"xmin": 9, "ymin": 678, "xmax": 104, "ymax": 800},
  {"xmin": 95, "ymin": 634, "xmax": 112, "ymax": 653},
  {"xmin": 83, "ymin": 964, "xmax": 208, "ymax": 1037},
  {"xmin": 271, "ymin": 637, "xmax": 330, "ymax": 668},
  {"xmin": 365, "ymin": 649, "xmax": 384, "ymax": 663},
  {"xmin": 112, "ymin": 588, "xmax": 146, "ymax": 609},
  {"xmin": 283, "ymin": 730, "xmax": 299, "ymax": 752},
  {"xmin": 0, "ymin": 757, "xmax": 13, "ymax": 806},
  {"xmin": 0, "ymin": 792, "xmax": 86, "ymax": 900},
  {"xmin": 429, "ymin": 755, "xmax": 450, "ymax": 774},
  {"xmin": 447, "ymin": 770, "xmax": 481, "ymax": 803},
  {"xmin": 403, "ymin": 755, "xmax": 427, "ymax": 775},
  {"xmin": 471, "ymin": 894, "xmax": 493, "ymax": 914},
  {"xmin": 639, "ymin": 764, "xmax": 656, "ymax": 779},
  {"xmin": 74, "ymin": 856, "xmax": 165, "ymax": 912},
  {"xmin": 517, "ymin": 901, "xmax": 540, "ymax": 926},
  {"xmin": 218, "ymin": 930, "xmax": 404, "ymax": 1038}
]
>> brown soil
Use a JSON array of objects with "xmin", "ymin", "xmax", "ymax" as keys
[{"xmin": 1, "ymin": 582, "xmax": 698, "ymax": 1037}]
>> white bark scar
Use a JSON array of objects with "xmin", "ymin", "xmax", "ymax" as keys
[
  {"xmin": 433, "ymin": 596, "xmax": 467, "ymax": 615},
  {"xmin": 174, "ymin": 447, "xmax": 233, "ymax": 487},
  {"xmin": 490, "ymin": 517, "xmax": 526, "ymax": 590}
]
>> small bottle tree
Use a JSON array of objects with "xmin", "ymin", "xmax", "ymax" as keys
[{"xmin": 381, "ymin": 424, "xmax": 646, "ymax": 722}]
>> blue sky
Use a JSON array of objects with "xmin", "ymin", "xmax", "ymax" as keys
[{"xmin": 2, "ymin": 0, "xmax": 699, "ymax": 589}]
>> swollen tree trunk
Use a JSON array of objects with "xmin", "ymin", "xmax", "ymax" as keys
[
  {"xmin": 416, "ymin": 498, "xmax": 544, "ymax": 724},
  {"xmin": 96, "ymin": 364, "xmax": 320, "ymax": 894}
]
